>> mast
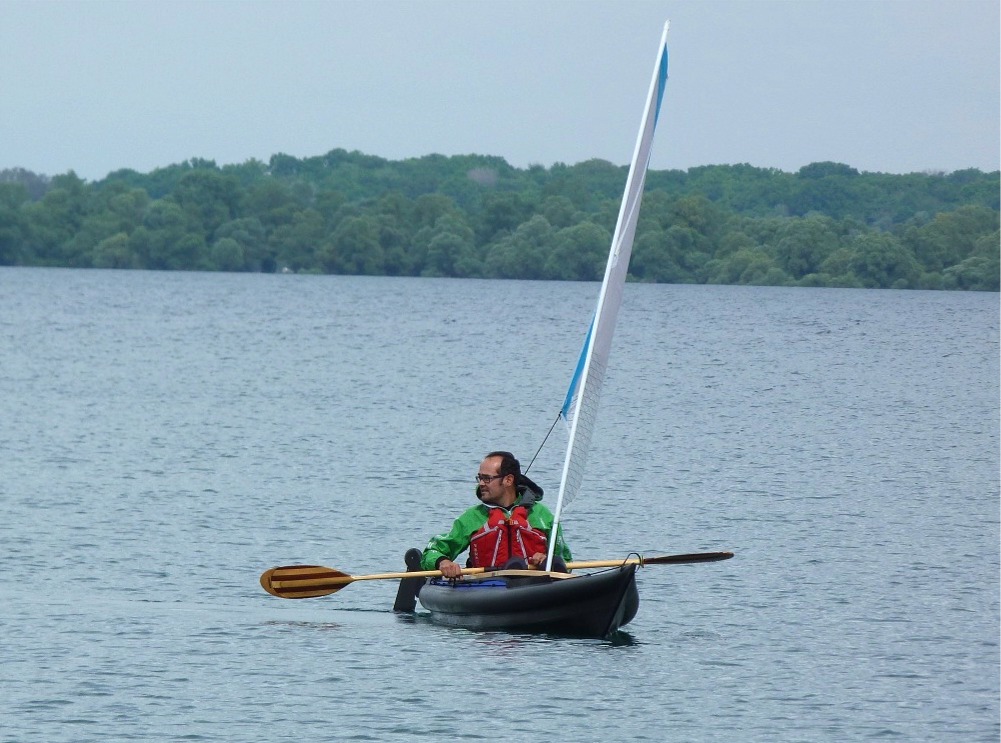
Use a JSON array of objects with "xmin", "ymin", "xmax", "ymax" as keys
[{"xmin": 546, "ymin": 22, "xmax": 670, "ymax": 570}]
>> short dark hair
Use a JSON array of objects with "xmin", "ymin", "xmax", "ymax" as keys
[{"xmin": 485, "ymin": 451, "xmax": 520, "ymax": 478}]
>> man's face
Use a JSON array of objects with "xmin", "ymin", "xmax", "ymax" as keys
[{"xmin": 476, "ymin": 456, "xmax": 509, "ymax": 505}]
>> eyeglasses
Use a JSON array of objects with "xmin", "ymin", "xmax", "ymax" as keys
[{"xmin": 475, "ymin": 473, "xmax": 506, "ymax": 484}]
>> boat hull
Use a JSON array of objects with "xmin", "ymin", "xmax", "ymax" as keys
[{"xmin": 417, "ymin": 565, "xmax": 639, "ymax": 638}]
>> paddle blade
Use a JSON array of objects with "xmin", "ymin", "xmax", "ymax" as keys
[
  {"xmin": 260, "ymin": 565, "xmax": 352, "ymax": 599},
  {"xmin": 642, "ymin": 551, "xmax": 734, "ymax": 565}
]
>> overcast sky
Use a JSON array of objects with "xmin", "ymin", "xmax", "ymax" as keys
[{"xmin": 2, "ymin": 0, "xmax": 998, "ymax": 181}]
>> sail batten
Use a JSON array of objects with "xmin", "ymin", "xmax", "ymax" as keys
[{"xmin": 546, "ymin": 22, "xmax": 670, "ymax": 570}]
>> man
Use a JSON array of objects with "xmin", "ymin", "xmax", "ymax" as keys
[{"xmin": 421, "ymin": 451, "xmax": 572, "ymax": 578}]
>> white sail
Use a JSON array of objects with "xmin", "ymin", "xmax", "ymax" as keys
[{"xmin": 546, "ymin": 22, "xmax": 670, "ymax": 569}]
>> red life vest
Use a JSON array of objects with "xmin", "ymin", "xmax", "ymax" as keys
[{"xmin": 468, "ymin": 505, "xmax": 548, "ymax": 568}]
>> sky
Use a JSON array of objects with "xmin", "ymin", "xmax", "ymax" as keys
[{"xmin": 1, "ymin": 0, "xmax": 998, "ymax": 181}]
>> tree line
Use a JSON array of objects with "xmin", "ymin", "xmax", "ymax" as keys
[{"xmin": 0, "ymin": 150, "xmax": 997, "ymax": 290}]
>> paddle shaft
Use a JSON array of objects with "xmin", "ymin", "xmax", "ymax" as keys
[
  {"xmin": 568, "ymin": 552, "xmax": 733, "ymax": 569},
  {"xmin": 260, "ymin": 551, "xmax": 733, "ymax": 599}
]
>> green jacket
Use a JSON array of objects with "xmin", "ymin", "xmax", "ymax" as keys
[{"xmin": 421, "ymin": 486, "xmax": 572, "ymax": 571}]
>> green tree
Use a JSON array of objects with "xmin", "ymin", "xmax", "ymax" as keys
[
  {"xmin": 105, "ymin": 187, "xmax": 150, "ymax": 232},
  {"xmin": 215, "ymin": 218, "xmax": 266, "ymax": 269},
  {"xmin": 715, "ymin": 230, "xmax": 757, "ymax": 258},
  {"xmin": 543, "ymin": 165, "xmax": 598, "ymax": 211},
  {"xmin": 706, "ymin": 247, "xmax": 784, "ymax": 285},
  {"xmin": 789, "ymin": 162, "xmax": 863, "ymax": 218},
  {"xmin": 943, "ymin": 257, "xmax": 999, "ymax": 290},
  {"xmin": 421, "ymin": 213, "xmax": 478, "ymax": 277},
  {"xmin": 131, "ymin": 200, "xmax": 197, "ymax": 269},
  {"xmin": 376, "ymin": 219, "xmax": 412, "ymax": 277},
  {"xmin": 903, "ymin": 205, "xmax": 1000, "ymax": 273},
  {"xmin": 541, "ymin": 195, "xmax": 580, "ymax": 229},
  {"xmin": 270, "ymin": 209, "xmax": 325, "ymax": 272},
  {"xmin": 172, "ymin": 170, "xmax": 242, "ymax": 235},
  {"xmin": 773, "ymin": 216, "xmax": 841, "ymax": 278},
  {"xmin": 668, "ymin": 194, "xmax": 724, "ymax": 245},
  {"xmin": 24, "ymin": 172, "xmax": 90, "ymax": 265},
  {"xmin": 0, "ymin": 182, "xmax": 29, "ymax": 264},
  {"xmin": 544, "ymin": 221, "xmax": 611, "ymax": 280},
  {"xmin": 848, "ymin": 233, "xmax": 921, "ymax": 288},
  {"xmin": 412, "ymin": 193, "xmax": 460, "ymax": 230},
  {"xmin": 631, "ymin": 229, "xmax": 687, "ymax": 283},
  {"xmin": 661, "ymin": 225, "xmax": 713, "ymax": 281},
  {"xmin": 92, "ymin": 232, "xmax": 135, "ymax": 269},
  {"xmin": 324, "ymin": 215, "xmax": 383, "ymax": 274},
  {"xmin": 245, "ymin": 179, "xmax": 298, "ymax": 230},
  {"xmin": 483, "ymin": 215, "xmax": 553, "ymax": 279},
  {"xmin": 69, "ymin": 212, "xmax": 129, "ymax": 267},
  {"xmin": 208, "ymin": 237, "xmax": 245, "ymax": 272},
  {"xmin": 477, "ymin": 191, "xmax": 533, "ymax": 242}
]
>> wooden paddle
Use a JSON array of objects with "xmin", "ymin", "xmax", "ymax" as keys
[{"xmin": 259, "ymin": 551, "xmax": 733, "ymax": 600}]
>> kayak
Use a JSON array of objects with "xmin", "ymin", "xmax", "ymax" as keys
[
  {"xmin": 415, "ymin": 565, "xmax": 639, "ymax": 638},
  {"xmin": 262, "ymin": 551, "xmax": 732, "ymax": 637}
]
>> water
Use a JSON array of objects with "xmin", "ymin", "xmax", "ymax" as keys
[{"xmin": 1, "ymin": 268, "xmax": 998, "ymax": 742}]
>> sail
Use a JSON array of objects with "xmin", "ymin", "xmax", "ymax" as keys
[{"xmin": 546, "ymin": 22, "xmax": 670, "ymax": 569}]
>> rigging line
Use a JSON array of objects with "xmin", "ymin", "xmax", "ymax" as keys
[{"xmin": 524, "ymin": 412, "xmax": 562, "ymax": 475}]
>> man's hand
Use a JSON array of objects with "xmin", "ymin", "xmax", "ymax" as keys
[
  {"xmin": 438, "ymin": 559, "xmax": 462, "ymax": 578},
  {"xmin": 527, "ymin": 552, "xmax": 547, "ymax": 568}
]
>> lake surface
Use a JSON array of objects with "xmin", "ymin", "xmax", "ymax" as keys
[{"xmin": 1, "ymin": 267, "xmax": 998, "ymax": 742}]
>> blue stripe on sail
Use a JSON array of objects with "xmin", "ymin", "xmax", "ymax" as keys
[
  {"xmin": 654, "ymin": 45, "xmax": 669, "ymax": 126},
  {"xmin": 560, "ymin": 317, "xmax": 594, "ymax": 420}
]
